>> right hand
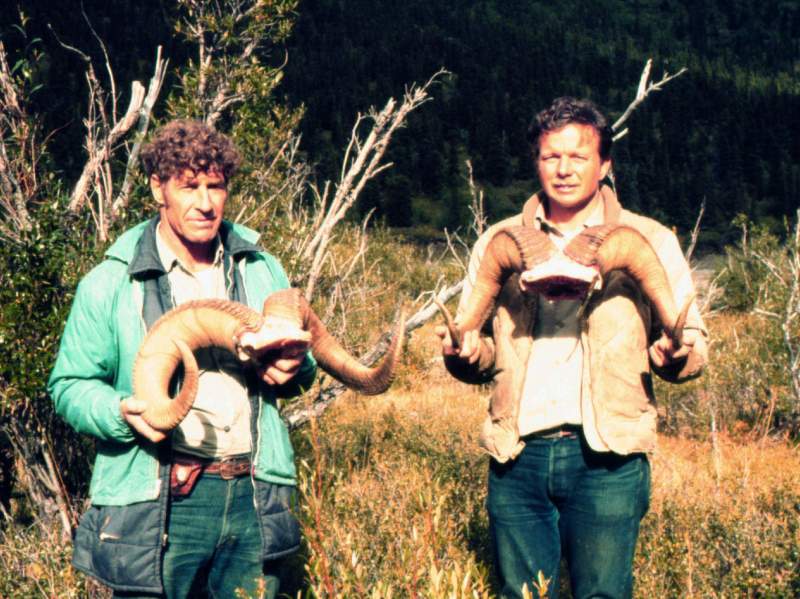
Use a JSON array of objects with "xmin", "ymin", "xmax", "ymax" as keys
[
  {"xmin": 120, "ymin": 397, "xmax": 167, "ymax": 443},
  {"xmin": 435, "ymin": 325, "xmax": 482, "ymax": 364}
]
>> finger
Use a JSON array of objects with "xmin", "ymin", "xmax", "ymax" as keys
[
  {"xmin": 460, "ymin": 330, "xmax": 480, "ymax": 362},
  {"xmin": 648, "ymin": 344, "xmax": 666, "ymax": 367},
  {"xmin": 260, "ymin": 363, "xmax": 298, "ymax": 386},
  {"xmin": 124, "ymin": 413, "xmax": 167, "ymax": 443},
  {"xmin": 121, "ymin": 397, "xmax": 146, "ymax": 415},
  {"xmin": 437, "ymin": 326, "xmax": 458, "ymax": 355},
  {"xmin": 271, "ymin": 357, "xmax": 303, "ymax": 373}
]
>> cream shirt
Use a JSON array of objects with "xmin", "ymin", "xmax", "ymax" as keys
[
  {"xmin": 155, "ymin": 224, "xmax": 252, "ymax": 458},
  {"xmin": 517, "ymin": 202, "xmax": 604, "ymax": 436}
]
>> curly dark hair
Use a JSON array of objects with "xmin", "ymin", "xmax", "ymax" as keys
[
  {"xmin": 140, "ymin": 119, "xmax": 241, "ymax": 182},
  {"xmin": 527, "ymin": 97, "xmax": 613, "ymax": 161}
]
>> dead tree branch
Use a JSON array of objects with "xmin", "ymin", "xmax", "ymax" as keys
[
  {"xmin": 0, "ymin": 41, "xmax": 39, "ymax": 241},
  {"xmin": 749, "ymin": 210, "xmax": 800, "ymax": 406},
  {"xmin": 284, "ymin": 280, "xmax": 463, "ymax": 430},
  {"xmin": 302, "ymin": 69, "xmax": 449, "ymax": 298},
  {"xmin": 685, "ymin": 197, "xmax": 706, "ymax": 263},
  {"xmin": 113, "ymin": 46, "xmax": 168, "ymax": 215},
  {"xmin": 465, "ymin": 159, "xmax": 487, "ymax": 239},
  {"xmin": 612, "ymin": 58, "xmax": 688, "ymax": 141},
  {"xmin": 63, "ymin": 43, "xmax": 166, "ymax": 239}
]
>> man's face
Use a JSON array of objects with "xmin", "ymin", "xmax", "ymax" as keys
[
  {"xmin": 151, "ymin": 169, "xmax": 227, "ymax": 252},
  {"xmin": 537, "ymin": 123, "xmax": 611, "ymax": 216}
]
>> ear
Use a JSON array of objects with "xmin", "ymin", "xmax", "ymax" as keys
[
  {"xmin": 150, "ymin": 175, "xmax": 165, "ymax": 206},
  {"xmin": 599, "ymin": 158, "xmax": 612, "ymax": 181}
]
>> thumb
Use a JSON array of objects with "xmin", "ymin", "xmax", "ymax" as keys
[{"xmin": 122, "ymin": 396, "xmax": 146, "ymax": 414}]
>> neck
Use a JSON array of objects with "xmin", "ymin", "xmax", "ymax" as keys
[{"xmin": 545, "ymin": 190, "xmax": 603, "ymax": 232}]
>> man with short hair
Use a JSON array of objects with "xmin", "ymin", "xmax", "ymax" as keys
[
  {"xmin": 438, "ymin": 97, "xmax": 708, "ymax": 598},
  {"xmin": 49, "ymin": 119, "xmax": 315, "ymax": 598}
]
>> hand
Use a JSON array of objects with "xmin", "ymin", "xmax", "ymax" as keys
[
  {"xmin": 435, "ymin": 325, "xmax": 482, "ymax": 364},
  {"xmin": 257, "ymin": 345, "xmax": 306, "ymax": 386},
  {"xmin": 120, "ymin": 397, "xmax": 167, "ymax": 443},
  {"xmin": 648, "ymin": 329, "xmax": 703, "ymax": 367}
]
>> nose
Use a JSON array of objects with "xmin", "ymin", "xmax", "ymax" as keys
[
  {"xmin": 196, "ymin": 186, "xmax": 213, "ymax": 213},
  {"xmin": 556, "ymin": 156, "xmax": 571, "ymax": 177}
]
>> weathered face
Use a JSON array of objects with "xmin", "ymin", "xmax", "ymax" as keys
[
  {"xmin": 151, "ymin": 168, "xmax": 227, "ymax": 254},
  {"xmin": 537, "ymin": 123, "xmax": 611, "ymax": 219}
]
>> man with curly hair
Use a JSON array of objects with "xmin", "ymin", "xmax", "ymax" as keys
[
  {"xmin": 49, "ymin": 119, "xmax": 315, "ymax": 598},
  {"xmin": 438, "ymin": 98, "xmax": 708, "ymax": 598}
]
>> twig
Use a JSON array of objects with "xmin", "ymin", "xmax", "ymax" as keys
[
  {"xmin": 685, "ymin": 197, "xmax": 706, "ymax": 263},
  {"xmin": 113, "ymin": 46, "xmax": 168, "ymax": 215},
  {"xmin": 612, "ymin": 58, "xmax": 688, "ymax": 140},
  {"xmin": 302, "ymin": 69, "xmax": 449, "ymax": 299}
]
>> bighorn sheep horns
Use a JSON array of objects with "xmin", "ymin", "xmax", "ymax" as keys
[
  {"xmin": 440, "ymin": 224, "xmax": 691, "ymax": 349},
  {"xmin": 133, "ymin": 288, "xmax": 405, "ymax": 431}
]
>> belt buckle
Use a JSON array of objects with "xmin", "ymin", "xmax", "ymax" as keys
[{"xmin": 218, "ymin": 455, "xmax": 250, "ymax": 480}]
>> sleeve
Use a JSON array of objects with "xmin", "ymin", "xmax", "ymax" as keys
[
  {"xmin": 649, "ymin": 229, "xmax": 709, "ymax": 383},
  {"xmin": 47, "ymin": 265, "xmax": 137, "ymax": 443},
  {"xmin": 443, "ymin": 230, "xmax": 498, "ymax": 384},
  {"xmin": 259, "ymin": 254, "xmax": 318, "ymax": 398}
]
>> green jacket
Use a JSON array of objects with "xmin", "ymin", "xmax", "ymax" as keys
[{"xmin": 48, "ymin": 218, "xmax": 316, "ymax": 505}]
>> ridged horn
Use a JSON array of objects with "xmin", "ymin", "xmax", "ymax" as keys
[
  {"xmin": 133, "ymin": 299, "xmax": 264, "ymax": 431},
  {"xmin": 564, "ymin": 224, "xmax": 685, "ymax": 345},
  {"xmin": 133, "ymin": 289, "xmax": 404, "ymax": 431},
  {"xmin": 455, "ymin": 226, "xmax": 557, "ymax": 333},
  {"xmin": 264, "ymin": 289, "xmax": 405, "ymax": 396}
]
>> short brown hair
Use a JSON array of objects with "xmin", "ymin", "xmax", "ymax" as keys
[
  {"xmin": 527, "ymin": 97, "xmax": 613, "ymax": 161},
  {"xmin": 140, "ymin": 119, "xmax": 241, "ymax": 182}
]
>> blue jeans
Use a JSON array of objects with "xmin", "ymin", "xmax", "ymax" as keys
[
  {"xmin": 487, "ymin": 432, "xmax": 650, "ymax": 599},
  {"xmin": 114, "ymin": 474, "xmax": 279, "ymax": 599}
]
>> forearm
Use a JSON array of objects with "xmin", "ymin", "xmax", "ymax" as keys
[{"xmin": 49, "ymin": 376, "xmax": 136, "ymax": 443}]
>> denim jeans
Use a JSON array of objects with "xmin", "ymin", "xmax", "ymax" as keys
[
  {"xmin": 487, "ymin": 432, "xmax": 650, "ymax": 599},
  {"xmin": 114, "ymin": 473, "xmax": 279, "ymax": 599}
]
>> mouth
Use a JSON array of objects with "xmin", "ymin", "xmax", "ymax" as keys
[{"xmin": 552, "ymin": 184, "xmax": 578, "ymax": 193}]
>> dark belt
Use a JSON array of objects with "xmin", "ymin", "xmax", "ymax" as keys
[
  {"xmin": 172, "ymin": 451, "xmax": 252, "ymax": 481},
  {"xmin": 522, "ymin": 424, "xmax": 582, "ymax": 440}
]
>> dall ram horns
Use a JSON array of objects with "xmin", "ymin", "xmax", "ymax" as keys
[
  {"xmin": 442, "ymin": 224, "xmax": 690, "ymax": 348},
  {"xmin": 132, "ymin": 288, "xmax": 404, "ymax": 432}
]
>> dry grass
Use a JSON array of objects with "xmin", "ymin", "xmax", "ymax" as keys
[
  {"xmin": 290, "ymin": 322, "xmax": 800, "ymax": 598},
  {"xmin": 3, "ymin": 321, "xmax": 800, "ymax": 598}
]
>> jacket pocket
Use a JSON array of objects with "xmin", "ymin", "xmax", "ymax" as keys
[
  {"xmin": 253, "ymin": 480, "xmax": 301, "ymax": 560},
  {"xmin": 72, "ymin": 501, "xmax": 164, "ymax": 594}
]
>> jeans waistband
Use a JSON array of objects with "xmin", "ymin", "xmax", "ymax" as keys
[{"xmin": 521, "ymin": 424, "xmax": 582, "ymax": 441}]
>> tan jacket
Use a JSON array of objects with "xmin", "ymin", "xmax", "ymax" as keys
[{"xmin": 450, "ymin": 186, "xmax": 708, "ymax": 462}]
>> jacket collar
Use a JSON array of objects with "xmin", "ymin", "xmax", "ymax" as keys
[
  {"xmin": 102, "ymin": 217, "xmax": 263, "ymax": 278},
  {"xmin": 521, "ymin": 182, "xmax": 622, "ymax": 228}
]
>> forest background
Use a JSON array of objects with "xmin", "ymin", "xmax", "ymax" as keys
[{"xmin": 1, "ymin": 0, "xmax": 799, "ymax": 597}]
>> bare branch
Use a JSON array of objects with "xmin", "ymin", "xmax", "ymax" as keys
[
  {"xmin": 284, "ymin": 280, "xmax": 464, "ymax": 429},
  {"xmin": 465, "ymin": 159, "xmax": 486, "ymax": 238},
  {"xmin": 68, "ymin": 80, "xmax": 145, "ymax": 214},
  {"xmin": 612, "ymin": 58, "xmax": 688, "ymax": 140},
  {"xmin": 113, "ymin": 47, "xmax": 168, "ymax": 215},
  {"xmin": 685, "ymin": 196, "xmax": 706, "ymax": 263},
  {"xmin": 302, "ymin": 69, "xmax": 449, "ymax": 298}
]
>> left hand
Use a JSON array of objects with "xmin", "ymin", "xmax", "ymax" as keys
[
  {"xmin": 236, "ymin": 321, "xmax": 310, "ymax": 386},
  {"xmin": 648, "ymin": 328, "xmax": 704, "ymax": 367},
  {"xmin": 256, "ymin": 345, "xmax": 307, "ymax": 385}
]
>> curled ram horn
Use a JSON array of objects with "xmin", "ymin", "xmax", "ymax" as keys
[
  {"xmin": 132, "ymin": 288, "xmax": 405, "ymax": 432},
  {"xmin": 442, "ymin": 224, "xmax": 690, "ymax": 349}
]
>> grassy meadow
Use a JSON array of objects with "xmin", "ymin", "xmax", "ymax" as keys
[{"xmin": 3, "ymin": 310, "xmax": 799, "ymax": 598}]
